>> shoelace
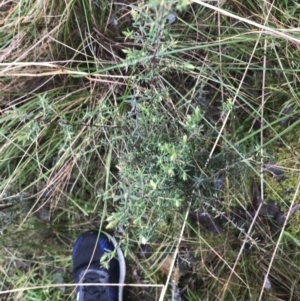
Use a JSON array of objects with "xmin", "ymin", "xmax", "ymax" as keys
[{"xmin": 81, "ymin": 270, "xmax": 109, "ymax": 301}]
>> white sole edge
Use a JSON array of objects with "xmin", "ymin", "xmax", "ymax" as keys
[{"xmin": 104, "ymin": 232, "xmax": 126, "ymax": 301}]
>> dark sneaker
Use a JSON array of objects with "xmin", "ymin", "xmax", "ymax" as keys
[{"xmin": 72, "ymin": 230, "xmax": 126, "ymax": 301}]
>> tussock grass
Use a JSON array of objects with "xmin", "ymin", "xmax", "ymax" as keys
[{"xmin": 1, "ymin": 0, "xmax": 300, "ymax": 300}]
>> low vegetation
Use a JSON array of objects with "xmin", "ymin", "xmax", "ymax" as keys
[{"xmin": 1, "ymin": 0, "xmax": 300, "ymax": 300}]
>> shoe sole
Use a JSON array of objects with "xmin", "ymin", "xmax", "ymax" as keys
[{"xmin": 103, "ymin": 231, "xmax": 126, "ymax": 301}]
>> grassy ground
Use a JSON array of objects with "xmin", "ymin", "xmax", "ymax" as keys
[{"xmin": 1, "ymin": 0, "xmax": 300, "ymax": 300}]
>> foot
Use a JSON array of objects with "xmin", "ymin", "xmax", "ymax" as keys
[{"xmin": 72, "ymin": 230, "xmax": 126, "ymax": 301}]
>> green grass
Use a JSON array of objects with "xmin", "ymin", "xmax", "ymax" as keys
[{"xmin": 1, "ymin": 0, "xmax": 300, "ymax": 300}]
